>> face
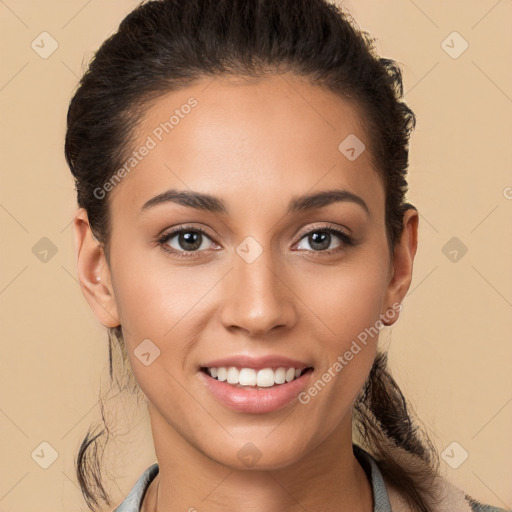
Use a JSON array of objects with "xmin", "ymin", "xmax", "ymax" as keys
[{"xmin": 75, "ymin": 73, "xmax": 417, "ymax": 471}]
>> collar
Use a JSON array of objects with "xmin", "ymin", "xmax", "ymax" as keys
[{"xmin": 113, "ymin": 444, "xmax": 392, "ymax": 511}]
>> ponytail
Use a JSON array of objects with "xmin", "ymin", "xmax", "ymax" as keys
[
  {"xmin": 354, "ymin": 351, "xmax": 441, "ymax": 512},
  {"xmin": 76, "ymin": 326, "xmax": 145, "ymax": 511}
]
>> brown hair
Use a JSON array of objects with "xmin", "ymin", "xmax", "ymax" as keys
[{"xmin": 64, "ymin": 0, "xmax": 439, "ymax": 510}]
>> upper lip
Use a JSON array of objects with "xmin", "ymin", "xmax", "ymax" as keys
[{"xmin": 200, "ymin": 355, "xmax": 313, "ymax": 371}]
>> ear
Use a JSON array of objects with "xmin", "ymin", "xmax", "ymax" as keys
[
  {"xmin": 73, "ymin": 208, "xmax": 120, "ymax": 328},
  {"xmin": 382, "ymin": 207, "xmax": 419, "ymax": 326}
]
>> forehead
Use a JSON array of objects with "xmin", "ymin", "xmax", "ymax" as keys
[{"xmin": 108, "ymin": 73, "xmax": 384, "ymax": 220}]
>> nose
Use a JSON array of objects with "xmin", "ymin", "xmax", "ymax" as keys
[{"xmin": 219, "ymin": 244, "xmax": 297, "ymax": 338}]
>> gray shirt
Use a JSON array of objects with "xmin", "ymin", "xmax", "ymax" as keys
[{"xmin": 113, "ymin": 444, "xmax": 507, "ymax": 512}]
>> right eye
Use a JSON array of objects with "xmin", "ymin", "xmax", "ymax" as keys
[{"xmin": 157, "ymin": 226, "xmax": 220, "ymax": 258}]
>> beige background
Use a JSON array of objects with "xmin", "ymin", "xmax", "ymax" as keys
[{"xmin": 0, "ymin": 0, "xmax": 511, "ymax": 510}]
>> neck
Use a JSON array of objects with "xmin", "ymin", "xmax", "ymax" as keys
[{"xmin": 142, "ymin": 405, "xmax": 373, "ymax": 512}]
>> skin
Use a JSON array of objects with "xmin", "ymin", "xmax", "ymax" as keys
[{"xmin": 73, "ymin": 73, "xmax": 418, "ymax": 512}]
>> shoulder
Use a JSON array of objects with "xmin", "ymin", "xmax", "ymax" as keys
[
  {"xmin": 354, "ymin": 443, "xmax": 509, "ymax": 512},
  {"xmin": 385, "ymin": 470, "xmax": 510, "ymax": 512},
  {"xmin": 465, "ymin": 494, "xmax": 511, "ymax": 512},
  {"xmin": 433, "ymin": 475, "xmax": 510, "ymax": 512},
  {"xmin": 111, "ymin": 463, "xmax": 159, "ymax": 512}
]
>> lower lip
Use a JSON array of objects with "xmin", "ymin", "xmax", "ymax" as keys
[{"xmin": 199, "ymin": 369, "xmax": 313, "ymax": 414}]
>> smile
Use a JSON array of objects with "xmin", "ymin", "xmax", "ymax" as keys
[
  {"xmin": 199, "ymin": 366, "xmax": 314, "ymax": 414},
  {"xmin": 202, "ymin": 366, "xmax": 312, "ymax": 387}
]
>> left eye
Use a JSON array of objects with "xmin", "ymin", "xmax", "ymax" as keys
[{"xmin": 295, "ymin": 228, "xmax": 352, "ymax": 252}]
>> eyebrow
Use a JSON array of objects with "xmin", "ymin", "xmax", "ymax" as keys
[{"xmin": 139, "ymin": 188, "xmax": 370, "ymax": 216}]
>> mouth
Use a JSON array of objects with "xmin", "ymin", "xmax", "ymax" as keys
[
  {"xmin": 198, "ymin": 355, "xmax": 315, "ymax": 413},
  {"xmin": 199, "ymin": 364, "xmax": 315, "ymax": 414},
  {"xmin": 200, "ymin": 366, "xmax": 314, "ymax": 389}
]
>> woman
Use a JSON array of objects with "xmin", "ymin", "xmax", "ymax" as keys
[{"xmin": 65, "ymin": 0, "xmax": 508, "ymax": 511}]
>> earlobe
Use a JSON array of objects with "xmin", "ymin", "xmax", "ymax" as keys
[
  {"xmin": 73, "ymin": 208, "xmax": 120, "ymax": 328},
  {"xmin": 382, "ymin": 208, "xmax": 419, "ymax": 326}
]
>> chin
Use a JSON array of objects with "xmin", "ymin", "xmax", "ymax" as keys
[{"xmin": 203, "ymin": 434, "xmax": 311, "ymax": 471}]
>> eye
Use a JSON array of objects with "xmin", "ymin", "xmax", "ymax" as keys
[
  {"xmin": 294, "ymin": 226, "xmax": 354, "ymax": 254},
  {"xmin": 157, "ymin": 225, "xmax": 219, "ymax": 258},
  {"xmin": 156, "ymin": 224, "xmax": 354, "ymax": 259}
]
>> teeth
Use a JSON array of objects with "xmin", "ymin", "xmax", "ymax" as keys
[
  {"xmin": 205, "ymin": 366, "xmax": 307, "ymax": 387},
  {"xmin": 239, "ymin": 368, "xmax": 257, "ymax": 386},
  {"xmin": 257, "ymin": 368, "xmax": 274, "ymax": 387},
  {"xmin": 226, "ymin": 367, "xmax": 239, "ymax": 384},
  {"xmin": 285, "ymin": 368, "xmax": 295, "ymax": 382},
  {"xmin": 274, "ymin": 368, "xmax": 286, "ymax": 384}
]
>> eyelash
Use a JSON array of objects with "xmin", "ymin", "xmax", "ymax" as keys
[{"xmin": 156, "ymin": 224, "xmax": 354, "ymax": 259}]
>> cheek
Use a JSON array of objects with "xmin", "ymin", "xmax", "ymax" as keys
[
  {"xmin": 110, "ymin": 239, "xmax": 210, "ymax": 340},
  {"xmin": 298, "ymin": 250, "xmax": 390, "ymax": 349},
  {"xmin": 293, "ymin": 245, "xmax": 390, "ymax": 411}
]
